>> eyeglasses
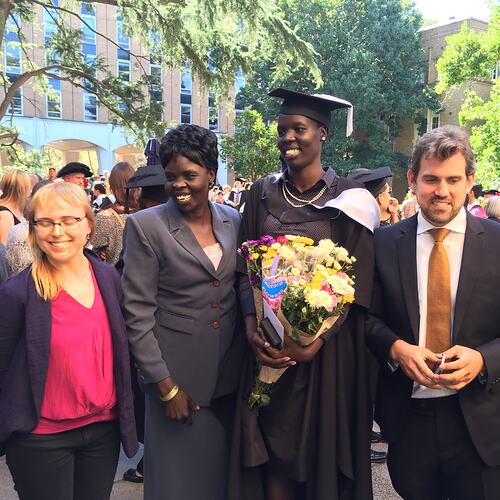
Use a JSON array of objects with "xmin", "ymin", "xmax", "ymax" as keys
[{"xmin": 33, "ymin": 216, "xmax": 86, "ymax": 230}]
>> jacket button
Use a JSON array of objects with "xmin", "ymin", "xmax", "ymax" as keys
[
  {"xmin": 212, "ymin": 321, "xmax": 220, "ymax": 329},
  {"xmin": 212, "ymin": 280, "xmax": 220, "ymax": 287},
  {"xmin": 211, "ymin": 302, "xmax": 220, "ymax": 309}
]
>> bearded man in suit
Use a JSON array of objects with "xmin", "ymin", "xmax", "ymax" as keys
[{"xmin": 367, "ymin": 125, "xmax": 500, "ymax": 500}]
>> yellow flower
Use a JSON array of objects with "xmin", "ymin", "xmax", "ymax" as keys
[
  {"xmin": 298, "ymin": 236, "xmax": 314, "ymax": 246},
  {"xmin": 271, "ymin": 242, "xmax": 281, "ymax": 250},
  {"xmin": 299, "ymin": 278, "xmax": 306, "ymax": 286},
  {"xmin": 252, "ymin": 253, "xmax": 259, "ymax": 260},
  {"xmin": 291, "ymin": 267, "xmax": 300, "ymax": 276},
  {"xmin": 259, "ymin": 245, "xmax": 268, "ymax": 251}
]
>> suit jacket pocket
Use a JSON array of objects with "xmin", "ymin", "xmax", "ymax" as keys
[{"xmin": 159, "ymin": 310, "xmax": 194, "ymax": 335}]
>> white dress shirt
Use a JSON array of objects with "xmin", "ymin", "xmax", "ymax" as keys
[{"xmin": 412, "ymin": 208, "xmax": 467, "ymax": 398}]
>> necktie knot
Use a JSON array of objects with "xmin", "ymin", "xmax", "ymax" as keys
[{"xmin": 429, "ymin": 228, "xmax": 450, "ymax": 243}]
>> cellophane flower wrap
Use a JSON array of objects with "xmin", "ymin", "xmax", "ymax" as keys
[{"xmin": 238, "ymin": 235, "xmax": 356, "ymax": 408}]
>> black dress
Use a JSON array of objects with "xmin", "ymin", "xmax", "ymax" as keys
[
  {"xmin": 0, "ymin": 206, "xmax": 21, "ymax": 225},
  {"xmin": 229, "ymin": 169, "xmax": 374, "ymax": 500}
]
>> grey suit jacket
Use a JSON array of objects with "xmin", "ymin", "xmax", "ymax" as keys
[{"xmin": 122, "ymin": 200, "xmax": 241, "ymax": 406}]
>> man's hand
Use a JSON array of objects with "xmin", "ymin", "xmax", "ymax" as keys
[
  {"xmin": 436, "ymin": 345, "xmax": 485, "ymax": 390},
  {"xmin": 389, "ymin": 339, "xmax": 441, "ymax": 388}
]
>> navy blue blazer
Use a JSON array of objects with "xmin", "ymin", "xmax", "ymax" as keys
[{"xmin": 0, "ymin": 251, "xmax": 138, "ymax": 457}]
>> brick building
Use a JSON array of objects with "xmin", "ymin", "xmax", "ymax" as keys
[
  {"xmin": 1, "ymin": 1, "xmax": 243, "ymax": 182},
  {"xmin": 394, "ymin": 17, "xmax": 491, "ymax": 156}
]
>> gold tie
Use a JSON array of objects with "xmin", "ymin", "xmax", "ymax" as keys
[{"xmin": 426, "ymin": 228, "xmax": 451, "ymax": 353}]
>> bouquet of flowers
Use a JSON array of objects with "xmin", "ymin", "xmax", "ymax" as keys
[{"xmin": 238, "ymin": 234, "xmax": 356, "ymax": 408}]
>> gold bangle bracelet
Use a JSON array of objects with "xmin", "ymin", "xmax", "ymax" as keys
[{"xmin": 159, "ymin": 384, "xmax": 179, "ymax": 402}]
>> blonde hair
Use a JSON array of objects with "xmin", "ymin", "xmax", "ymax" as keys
[
  {"xmin": 27, "ymin": 182, "xmax": 94, "ymax": 300},
  {"xmin": 0, "ymin": 169, "xmax": 32, "ymax": 210}
]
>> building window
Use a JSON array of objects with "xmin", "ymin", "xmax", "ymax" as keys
[
  {"xmin": 150, "ymin": 63, "xmax": 163, "ymax": 120},
  {"xmin": 208, "ymin": 94, "xmax": 219, "ymax": 131},
  {"xmin": 83, "ymin": 94, "xmax": 98, "ymax": 121},
  {"xmin": 427, "ymin": 109, "xmax": 440, "ymax": 131},
  {"xmin": 116, "ymin": 18, "xmax": 130, "ymax": 49},
  {"xmin": 117, "ymin": 59, "xmax": 131, "ymax": 81},
  {"xmin": 43, "ymin": 1, "xmax": 59, "ymax": 46},
  {"xmin": 181, "ymin": 104, "xmax": 192, "ymax": 125},
  {"xmin": 7, "ymin": 77, "xmax": 23, "ymax": 115},
  {"xmin": 235, "ymin": 68, "xmax": 245, "ymax": 105},
  {"xmin": 492, "ymin": 61, "xmax": 499, "ymax": 80},
  {"xmin": 47, "ymin": 75, "xmax": 62, "ymax": 118},
  {"xmin": 4, "ymin": 14, "xmax": 23, "ymax": 115},
  {"xmin": 80, "ymin": 1, "xmax": 96, "ymax": 45},
  {"xmin": 82, "ymin": 54, "xmax": 97, "ymax": 92},
  {"xmin": 180, "ymin": 66, "xmax": 192, "ymax": 124}
]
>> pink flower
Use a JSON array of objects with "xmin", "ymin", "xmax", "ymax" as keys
[{"xmin": 276, "ymin": 235, "xmax": 288, "ymax": 245}]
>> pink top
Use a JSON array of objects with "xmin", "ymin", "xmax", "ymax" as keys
[{"xmin": 32, "ymin": 265, "xmax": 117, "ymax": 434}]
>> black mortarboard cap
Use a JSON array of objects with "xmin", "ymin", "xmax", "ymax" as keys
[
  {"xmin": 57, "ymin": 161, "xmax": 93, "ymax": 178},
  {"xmin": 269, "ymin": 87, "xmax": 353, "ymax": 136},
  {"xmin": 347, "ymin": 167, "xmax": 392, "ymax": 196},
  {"xmin": 126, "ymin": 164, "xmax": 166, "ymax": 189},
  {"xmin": 484, "ymin": 189, "xmax": 499, "ymax": 195}
]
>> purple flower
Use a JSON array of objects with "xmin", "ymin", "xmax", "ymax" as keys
[{"xmin": 259, "ymin": 235, "xmax": 276, "ymax": 246}]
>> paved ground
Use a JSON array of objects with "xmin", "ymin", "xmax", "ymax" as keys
[{"xmin": 0, "ymin": 439, "xmax": 400, "ymax": 500}]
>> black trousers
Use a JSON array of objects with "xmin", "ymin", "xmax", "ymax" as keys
[
  {"xmin": 387, "ymin": 395, "xmax": 500, "ymax": 500},
  {"xmin": 5, "ymin": 420, "xmax": 120, "ymax": 500}
]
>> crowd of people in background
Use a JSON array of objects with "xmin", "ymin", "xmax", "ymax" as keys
[{"xmin": 0, "ymin": 107, "xmax": 499, "ymax": 500}]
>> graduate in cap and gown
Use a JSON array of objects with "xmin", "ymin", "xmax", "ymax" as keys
[
  {"xmin": 348, "ymin": 167, "xmax": 400, "ymax": 226},
  {"xmin": 228, "ymin": 88, "xmax": 379, "ymax": 500}
]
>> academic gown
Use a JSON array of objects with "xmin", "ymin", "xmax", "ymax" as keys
[{"xmin": 228, "ymin": 170, "xmax": 374, "ymax": 500}]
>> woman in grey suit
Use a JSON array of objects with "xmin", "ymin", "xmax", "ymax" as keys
[{"xmin": 122, "ymin": 125, "xmax": 242, "ymax": 500}]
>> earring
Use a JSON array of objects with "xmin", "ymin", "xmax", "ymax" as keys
[{"xmin": 321, "ymin": 137, "xmax": 326, "ymax": 142}]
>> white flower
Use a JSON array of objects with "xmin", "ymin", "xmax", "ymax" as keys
[
  {"xmin": 277, "ymin": 245, "xmax": 296, "ymax": 261},
  {"xmin": 318, "ymin": 239, "xmax": 335, "ymax": 251},
  {"xmin": 335, "ymin": 247, "xmax": 349, "ymax": 261},
  {"xmin": 328, "ymin": 274, "xmax": 355, "ymax": 296},
  {"xmin": 305, "ymin": 289, "xmax": 333, "ymax": 310}
]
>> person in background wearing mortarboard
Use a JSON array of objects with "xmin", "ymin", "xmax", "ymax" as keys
[
  {"xmin": 348, "ymin": 167, "xmax": 400, "ymax": 226},
  {"xmin": 228, "ymin": 88, "xmax": 379, "ymax": 500},
  {"xmin": 228, "ymin": 177, "xmax": 246, "ymax": 209}
]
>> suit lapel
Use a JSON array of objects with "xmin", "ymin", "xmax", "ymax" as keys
[
  {"xmin": 453, "ymin": 214, "xmax": 484, "ymax": 342},
  {"xmin": 165, "ymin": 200, "xmax": 220, "ymax": 279},
  {"xmin": 25, "ymin": 275, "xmax": 52, "ymax": 416},
  {"xmin": 396, "ymin": 217, "xmax": 420, "ymax": 342}
]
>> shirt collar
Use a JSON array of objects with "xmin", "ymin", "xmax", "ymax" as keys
[
  {"xmin": 276, "ymin": 167, "xmax": 337, "ymax": 189},
  {"xmin": 416, "ymin": 207, "xmax": 467, "ymax": 235}
]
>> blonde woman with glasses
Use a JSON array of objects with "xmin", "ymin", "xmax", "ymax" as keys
[{"xmin": 0, "ymin": 182, "xmax": 137, "ymax": 500}]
